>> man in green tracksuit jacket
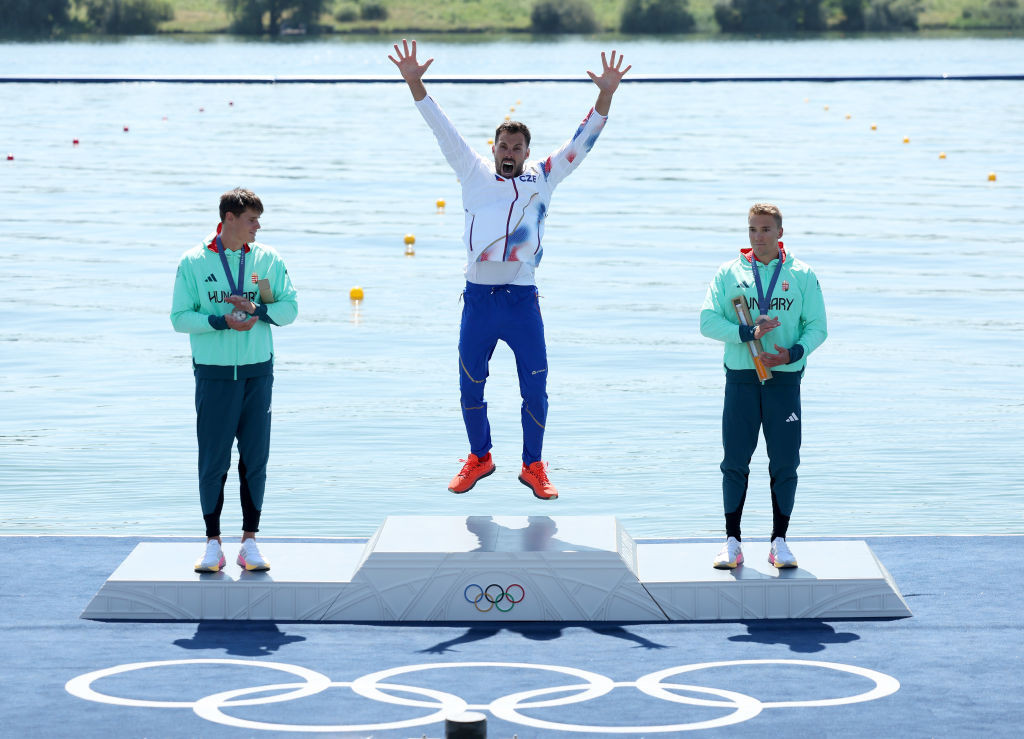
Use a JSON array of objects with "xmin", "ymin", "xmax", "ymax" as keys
[
  {"xmin": 700, "ymin": 203, "xmax": 827, "ymax": 571},
  {"xmin": 170, "ymin": 188, "xmax": 298, "ymax": 573}
]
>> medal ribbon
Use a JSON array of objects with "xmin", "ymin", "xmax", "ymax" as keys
[
  {"xmin": 751, "ymin": 245, "xmax": 783, "ymax": 316},
  {"xmin": 215, "ymin": 235, "xmax": 246, "ymax": 296}
]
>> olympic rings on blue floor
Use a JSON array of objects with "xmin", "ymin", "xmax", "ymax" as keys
[
  {"xmin": 464, "ymin": 583, "xmax": 525, "ymax": 612},
  {"xmin": 66, "ymin": 658, "xmax": 901, "ymax": 733}
]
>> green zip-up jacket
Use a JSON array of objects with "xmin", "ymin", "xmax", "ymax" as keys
[
  {"xmin": 700, "ymin": 245, "xmax": 827, "ymax": 373},
  {"xmin": 171, "ymin": 231, "xmax": 298, "ymax": 377}
]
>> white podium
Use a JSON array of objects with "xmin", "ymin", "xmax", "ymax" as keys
[{"xmin": 81, "ymin": 516, "xmax": 911, "ymax": 622}]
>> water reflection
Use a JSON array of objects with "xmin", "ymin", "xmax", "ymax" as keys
[{"xmin": 0, "ymin": 39, "xmax": 1021, "ymax": 537}]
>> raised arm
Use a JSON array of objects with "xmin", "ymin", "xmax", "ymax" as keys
[
  {"xmin": 392, "ymin": 39, "xmax": 484, "ymax": 180},
  {"xmin": 588, "ymin": 50, "xmax": 631, "ymax": 116},
  {"xmin": 538, "ymin": 52, "xmax": 630, "ymax": 189},
  {"xmin": 388, "ymin": 38, "xmax": 433, "ymax": 102}
]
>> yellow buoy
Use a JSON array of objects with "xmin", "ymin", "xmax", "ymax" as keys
[
  {"xmin": 516, "ymin": 99, "xmax": 521, "ymax": 104},
  {"xmin": 504, "ymin": 116, "xmax": 510, "ymax": 121},
  {"xmin": 404, "ymin": 234, "xmax": 415, "ymax": 245},
  {"xmin": 903, "ymin": 136, "xmax": 910, "ymax": 144},
  {"xmin": 436, "ymin": 198, "xmax": 446, "ymax": 212},
  {"xmin": 939, "ymin": 152, "xmax": 946, "ymax": 159},
  {"xmin": 823, "ymin": 105, "xmax": 829, "ymax": 111},
  {"xmin": 988, "ymin": 172, "xmax": 997, "ymax": 182},
  {"xmin": 871, "ymin": 123, "xmax": 877, "ymax": 131},
  {"xmin": 349, "ymin": 286, "xmax": 364, "ymax": 301},
  {"xmin": 487, "ymin": 139, "xmax": 493, "ymax": 145},
  {"xmin": 510, "ymin": 107, "xmax": 515, "ymax": 112},
  {"xmin": 845, "ymin": 113, "xmax": 851, "ymax": 120}
]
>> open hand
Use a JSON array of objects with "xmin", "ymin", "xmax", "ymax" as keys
[
  {"xmin": 761, "ymin": 344, "xmax": 791, "ymax": 368},
  {"xmin": 226, "ymin": 313, "xmax": 258, "ymax": 332},
  {"xmin": 587, "ymin": 50, "xmax": 631, "ymax": 94},
  {"xmin": 225, "ymin": 294, "xmax": 256, "ymax": 314},
  {"xmin": 388, "ymin": 38, "xmax": 433, "ymax": 84},
  {"xmin": 753, "ymin": 315, "xmax": 780, "ymax": 340}
]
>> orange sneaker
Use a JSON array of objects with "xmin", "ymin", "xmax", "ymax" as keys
[
  {"xmin": 448, "ymin": 453, "xmax": 495, "ymax": 494},
  {"xmin": 519, "ymin": 461, "xmax": 558, "ymax": 500}
]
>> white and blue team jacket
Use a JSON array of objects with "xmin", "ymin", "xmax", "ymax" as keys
[{"xmin": 416, "ymin": 95, "xmax": 607, "ymax": 286}]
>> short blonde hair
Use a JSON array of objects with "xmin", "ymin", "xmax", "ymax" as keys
[{"xmin": 748, "ymin": 203, "xmax": 782, "ymax": 228}]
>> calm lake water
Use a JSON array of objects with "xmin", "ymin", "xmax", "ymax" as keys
[{"xmin": 1, "ymin": 36, "xmax": 1022, "ymax": 538}]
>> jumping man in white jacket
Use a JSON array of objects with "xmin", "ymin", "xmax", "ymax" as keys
[{"xmin": 389, "ymin": 39, "xmax": 630, "ymax": 500}]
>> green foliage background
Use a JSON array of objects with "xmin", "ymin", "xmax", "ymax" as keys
[{"xmin": 1, "ymin": 0, "xmax": 1021, "ymax": 36}]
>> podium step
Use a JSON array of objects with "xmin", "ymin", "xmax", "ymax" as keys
[
  {"xmin": 638, "ymin": 540, "xmax": 911, "ymax": 620},
  {"xmin": 81, "ymin": 517, "xmax": 910, "ymax": 622}
]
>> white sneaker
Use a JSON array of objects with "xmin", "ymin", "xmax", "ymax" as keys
[
  {"xmin": 769, "ymin": 537, "xmax": 798, "ymax": 568},
  {"xmin": 237, "ymin": 539, "xmax": 270, "ymax": 571},
  {"xmin": 713, "ymin": 537, "xmax": 744, "ymax": 569},
  {"xmin": 194, "ymin": 540, "xmax": 225, "ymax": 573}
]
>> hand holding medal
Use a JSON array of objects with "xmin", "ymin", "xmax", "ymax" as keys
[
  {"xmin": 754, "ymin": 315, "xmax": 780, "ymax": 340},
  {"xmin": 215, "ymin": 235, "xmax": 259, "ymax": 331},
  {"xmin": 225, "ymin": 294, "xmax": 258, "ymax": 331},
  {"xmin": 225, "ymin": 310, "xmax": 257, "ymax": 331}
]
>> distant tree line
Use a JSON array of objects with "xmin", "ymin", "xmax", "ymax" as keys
[
  {"xmin": 334, "ymin": 2, "xmax": 388, "ymax": 24},
  {"xmin": 530, "ymin": 0, "xmax": 696, "ymax": 33},
  {"xmin": 222, "ymin": 0, "xmax": 328, "ymax": 35},
  {"xmin": 2, "ymin": 0, "xmax": 1022, "ymax": 37},
  {"xmin": 83, "ymin": 0, "xmax": 173, "ymax": 33},
  {"xmin": 712, "ymin": 0, "xmax": 924, "ymax": 32},
  {"xmin": 0, "ymin": 0, "xmax": 172, "ymax": 35},
  {"xmin": 527, "ymin": 0, "xmax": 922, "ymax": 33},
  {"xmin": 1, "ymin": 0, "xmax": 71, "ymax": 34},
  {"xmin": 962, "ymin": 0, "xmax": 1024, "ymax": 27}
]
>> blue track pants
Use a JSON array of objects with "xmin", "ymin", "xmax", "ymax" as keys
[
  {"xmin": 721, "ymin": 369, "xmax": 802, "ymax": 540},
  {"xmin": 459, "ymin": 283, "xmax": 548, "ymax": 465},
  {"xmin": 195, "ymin": 374, "xmax": 273, "ymax": 537}
]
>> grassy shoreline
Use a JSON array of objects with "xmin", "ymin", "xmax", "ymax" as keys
[{"xmin": 151, "ymin": 0, "xmax": 1024, "ymax": 35}]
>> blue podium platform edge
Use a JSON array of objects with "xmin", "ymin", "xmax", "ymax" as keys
[{"xmin": 2, "ymin": 534, "xmax": 1023, "ymax": 737}]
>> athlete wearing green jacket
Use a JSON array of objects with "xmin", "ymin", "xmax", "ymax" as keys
[
  {"xmin": 171, "ymin": 235, "xmax": 298, "ymax": 375},
  {"xmin": 699, "ymin": 203, "xmax": 827, "ymax": 571},
  {"xmin": 699, "ymin": 244, "xmax": 827, "ymax": 373},
  {"xmin": 170, "ymin": 188, "xmax": 297, "ymax": 574}
]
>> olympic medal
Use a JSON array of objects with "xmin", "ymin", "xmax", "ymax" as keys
[{"xmin": 230, "ymin": 310, "xmax": 248, "ymax": 322}]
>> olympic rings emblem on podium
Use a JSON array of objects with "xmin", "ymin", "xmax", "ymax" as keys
[
  {"xmin": 66, "ymin": 658, "xmax": 900, "ymax": 733},
  {"xmin": 464, "ymin": 583, "xmax": 525, "ymax": 612}
]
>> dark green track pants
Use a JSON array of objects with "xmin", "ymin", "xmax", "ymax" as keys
[{"xmin": 721, "ymin": 368, "xmax": 802, "ymax": 539}]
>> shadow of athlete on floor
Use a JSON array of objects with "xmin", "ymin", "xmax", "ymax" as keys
[
  {"xmin": 728, "ymin": 620, "xmax": 860, "ymax": 653},
  {"xmin": 419, "ymin": 623, "xmax": 669, "ymax": 654},
  {"xmin": 465, "ymin": 515, "xmax": 607, "ymax": 553},
  {"xmin": 173, "ymin": 622, "xmax": 306, "ymax": 657}
]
